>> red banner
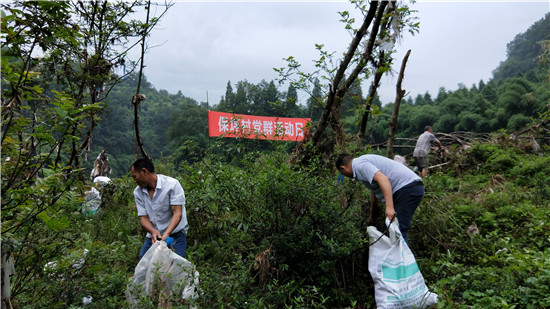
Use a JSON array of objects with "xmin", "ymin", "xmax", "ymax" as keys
[{"xmin": 208, "ymin": 111, "xmax": 310, "ymax": 141}]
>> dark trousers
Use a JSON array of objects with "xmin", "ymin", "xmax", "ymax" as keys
[
  {"xmin": 393, "ymin": 181, "xmax": 424, "ymax": 244},
  {"xmin": 139, "ymin": 230, "xmax": 187, "ymax": 260}
]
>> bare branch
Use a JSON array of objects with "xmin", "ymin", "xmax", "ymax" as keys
[
  {"xmin": 386, "ymin": 49, "xmax": 411, "ymax": 158},
  {"xmin": 133, "ymin": 1, "xmax": 152, "ymax": 161}
]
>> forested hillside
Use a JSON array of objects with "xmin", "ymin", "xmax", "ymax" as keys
[
  {"xmin": 2, "ymin": 2, "xmax": 549, "ymax": 308},
  {"xmin": 88, "ymin": 12, "xmax": 549, "ymax": 176}
]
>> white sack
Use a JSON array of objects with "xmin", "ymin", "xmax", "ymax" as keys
[
  {"xmin": 367, "ymin": 218, "xmax": 437, "ymax": 308},
  {"xmin": 126, "ymin": 240, "xmax": 199, "ymax": 306}
]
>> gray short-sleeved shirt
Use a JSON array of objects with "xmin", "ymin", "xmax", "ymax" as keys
[
  {"xmin": 352, "ymin": 154, "xmax": 421, "ymax": 202},
  {"xmin": 413, "ymin": 131, "xmax": 438, "ymax": 157},
  {"xmin": 134, "ymin": 174, "xmax": 188, "ymax": 238}
]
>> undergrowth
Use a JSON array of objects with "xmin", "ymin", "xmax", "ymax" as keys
[{"xmin": 5, "ymin": 141, "xmax": 549, "ymax": 308}]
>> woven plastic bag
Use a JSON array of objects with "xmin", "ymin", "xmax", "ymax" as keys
[
  {"xmin": 367, "ymin": 218, "xmax": 437, "ymax": 308},
  {"xmin": 126, "ymin": 240, "xmax": 199, "ymax": 306}
]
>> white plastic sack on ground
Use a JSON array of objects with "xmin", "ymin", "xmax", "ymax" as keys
[
  {"xmin": 126, "ymin": 240, "xmax": 199, "ymax": 306},
  {"xmin": 82, "ymin": 188, "xmax": 101, "ymax": 215},
  {"xmin": 367, "ymin": 218, "xmax": 437, "ymax": 309}
]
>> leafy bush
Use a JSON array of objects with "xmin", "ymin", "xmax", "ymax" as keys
[
  {"xmin": 5, "ymin": 137, "xmax": 549, "ymax": 308},
  {"xmin": 454, "ymin": 142, "xmax": 525, "ymax": 176},
  {"xmin": 411, "ymin": 143, "xmax": 550, "ymax": 309},
  {"xmin": 182, "ymin": 146, "xmax": 372, "ymax": 307}
]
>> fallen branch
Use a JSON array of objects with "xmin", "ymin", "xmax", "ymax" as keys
[{"xmin": 428, "ymin": 162, "xmax": 450, "ymax": 170}]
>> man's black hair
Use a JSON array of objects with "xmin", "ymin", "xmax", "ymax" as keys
[
  {"xmin": 335, "ymin": 154, "xmax": 354, "ymax": 170},
  {"xmin": 424, "ymin": 125, "xmax": 432, "ymax": 131},
  {"xmin": 132, "ymin": 158, "xmax": 155, "ymax": 173}
]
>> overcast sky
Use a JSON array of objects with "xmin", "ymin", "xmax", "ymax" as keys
[{"xmin": 137, "ymin": 1, "xmax": 549, "ymax": 107}]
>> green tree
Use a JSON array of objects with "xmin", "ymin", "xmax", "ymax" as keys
[
  {"xmin": 496, "ymin": 76, "xmax": 536, "ymax": 127},
  {"xmin": 250, "ymin": 80, "xmax": 280, "ymax": 116},
  {"xmin": 277, "ymin": 1, "xmax": 419, "ymax": 164},
  {"xmin": 233, "ymin": 80, "xmax": 251, "ymax": 114},
  {"xmin": 218, "ymin": 80, "xmax": 236, "ymax": 112},
  {"xmin": 217, "ymin": 80, "xmax": 241, "ymax": 113},
  {"xmin": 306, "ymin": 77, "xmax": 324, "ymax": 121},
  {"xmin": 407, "ymin": 105, "xmax": 439, "ymax": 136},
  {"xmin": 455, "ymin": 111, "xmax": 485, "ymax": 132},
  {"xmin": 493, "ymin": 13, "xmax": 550, "ymax": 82},
  {"xmin": 435, "ymin": 87, "xmax": 448, "ymax": 103},
  {"xmin": 282, "ymin": 82, "xmax": 300, "ymax": 117},
  {"xmin": 167, "ymin": 99, "xmax": 209, "ymax": 164},
  {"xmin": 1, "ymin": 1, "xmax": 168, "ymax": 305}
]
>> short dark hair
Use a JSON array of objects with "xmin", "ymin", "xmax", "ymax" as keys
[
  {"xmin": 335, "ymin": 153, "xmax": 354, "ymax": 170},
  {"xmin": 132, "ymin": 158, "xmax": 155, "ymax": 173},
  {"xmin": 424, "ymin": 125, "xmax": 432, "ymax": 131}
]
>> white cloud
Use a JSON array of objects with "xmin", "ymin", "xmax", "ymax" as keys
[
  {"xmin": 139, "ymin": 1, "xmax": 549, "ymax": 106},
  {"xmin": 379, "ymin": 1, "xmax": 549, "ymax": 103}
]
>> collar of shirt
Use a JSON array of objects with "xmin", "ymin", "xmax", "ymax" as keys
[{"xmin": 139, "ymin": 174, "xmax": 164, "ymax": 198}]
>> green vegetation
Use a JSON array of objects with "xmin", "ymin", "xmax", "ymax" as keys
[{"xmin": 5, "ymin": 140, "xmax": 549, "ymax": 308}]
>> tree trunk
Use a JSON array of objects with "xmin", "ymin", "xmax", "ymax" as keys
[
  {"xmin": 133, "ymin": 1, "xmax": 152, "ymax": 161},
  {"xmin": 359, "ymin": 50, "xmax": 386, "ymax": 138},
  {"xmin": 292, "ymin": 1, "xmax": 388, "ymax": 165},
  {"xmin": 387, "ymin": 49, "xmax": 411, "ymax": 159}
]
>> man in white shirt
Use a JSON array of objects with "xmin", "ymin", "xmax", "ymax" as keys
[{"xmin": 130, "ymin": 158, "xmax": 188, "ymax": 259}]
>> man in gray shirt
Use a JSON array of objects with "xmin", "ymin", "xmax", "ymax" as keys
[
  {"xmin": 336, "ymin": 154, "xmax": 424, "ymax": 243},
  {"xmin": 413, "ymin": 125, "xmax": 443, "ymax": 177}
]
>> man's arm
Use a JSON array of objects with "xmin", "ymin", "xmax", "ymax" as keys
[
  {"xmin": 431, "ymin": 133, "xmax": 443, "ymax": 149},
  {"xmin": 372, "ymin": 171, "xmax": 396, "ymax": 221},
  {"xmin": 161, "ymin": 205, "xmax": 182, "ymax": 240},
  {"xmin": 139, "ymin": 215, "xmax": 162, "ymax": 243},
  {"xmin": 436, "ymin": 138, "xmax": 443, "ymax": 149}
]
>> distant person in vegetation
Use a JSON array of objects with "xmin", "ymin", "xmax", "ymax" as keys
[
  {"xmin": 82, "ymin": 175, "xmax": 112, "ymax": 215},
  {"xmin": 413, "ymin": 125, "xmax": 443, "ymax": 177},
  {"xmin": 93, "ymin": 175, "xmax": 111, "ymax": 187},
  {"xmin": 335, "ymin": 154, "xmax": 424, "ymax": 243},
  {"xmin": 130, "ymin": 158, "xmax": 188, "ymax": 260}
]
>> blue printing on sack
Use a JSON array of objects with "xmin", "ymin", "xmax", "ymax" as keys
[{"xmin": 381, "ymin": 261, "xmax": 420, "ymax": 282}]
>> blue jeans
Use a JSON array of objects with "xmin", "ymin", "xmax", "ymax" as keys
[
  {"xmin": 139, "ymin": 230, "xmax": 187, "ymax": 260},
  {"xmin": 393, "ymin": 181, "xmax": 424, "ymax": 244}
]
